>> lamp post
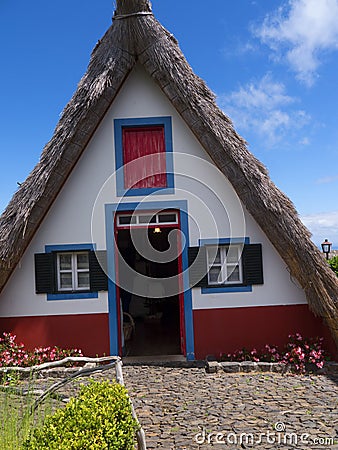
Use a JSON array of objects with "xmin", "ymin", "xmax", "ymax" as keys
[{"xmin": 321, "ymin": 239, "xmax": 332, "ymax": 260}]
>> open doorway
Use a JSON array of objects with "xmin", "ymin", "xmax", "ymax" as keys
[{"xmin": 115, "ymin": 212, "xmax": 184, "ymax": 356}]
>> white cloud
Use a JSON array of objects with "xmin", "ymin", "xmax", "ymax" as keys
[
  {"xmin": 254, "ymin": 0, "xmax": 338, "ymax": 86},
  {"xmin": 301, "ymin": 210, "xmax": 338, "ymax": 247},
  {"xmin": 227, "ymin": 74, "xmax": 294, "ymax": 110},
  {"xmin": 316, "ymin": 174, "xmax": 338, "ymax": 184},
  {"xmin": 222, "ymin": 41, "xmax": 260, "ymax": 59},
  {"xmin": 219, "ymin": 73, "xmax": 310, "ymax": 145},
  {"xmin": 299, "ymin": 137, "xmax": 310, "ymax": 145}
]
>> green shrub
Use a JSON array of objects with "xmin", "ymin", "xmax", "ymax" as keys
[
  {"xmin": 328, "ymin": 256, "xmax": 338, "ymax": 277},
  {"xmin": 22, "ymin": 380, "xmax": 138, "ymax": 450}
]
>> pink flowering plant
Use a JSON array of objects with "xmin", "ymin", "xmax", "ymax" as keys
[
  {"xmin": 222, "ymin": 345, "xmax": 283, "ymax": 364},
  {"xmin": 0, "ymin": 332, "xmax": 83, "ymax": 368},
  {"xmin": 220, "ymin": 333, "xmax": 328, "ymax": 374},
  {"xmin": 282, "ymin": 333, "xmax": 326, "ymax": 373}
]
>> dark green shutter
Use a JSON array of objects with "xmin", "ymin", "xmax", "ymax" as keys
[
  {"xmin": 34, "ymin": 253, "xmax": 55, "ymax": 294},
  {"xmin": 89, "ymin": 250, "xmax": 108, "ymax": 291},
  {"xmin": 188, "ymin": 246, "xmax": 208, "ymax": 288},
  {"xmin": 242, "ymin": 244, "xmax": 263, "ymax": 285}
]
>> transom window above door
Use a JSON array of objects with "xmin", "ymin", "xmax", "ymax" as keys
[{"xmin": 116, "ymin": 211, "xmax": 178, "ymax": 228}]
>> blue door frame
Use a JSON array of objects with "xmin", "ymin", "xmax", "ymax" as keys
[{"xmin": 105, "ymin": 200, "xmax": 195, "ymax": 360}]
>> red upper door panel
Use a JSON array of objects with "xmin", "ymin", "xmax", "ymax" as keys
[{"xmin": 122, "ymin": 126, "xmax": 167, "ymax": 189}]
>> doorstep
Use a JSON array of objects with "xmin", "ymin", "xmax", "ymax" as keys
[{"xmin": 122, "ymin": 354, "xmax": 205, "ymax": 368}]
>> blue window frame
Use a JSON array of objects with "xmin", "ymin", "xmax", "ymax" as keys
[
  {"xmin": 45, "ymin": 244, "xmax": 98, "ymax": 300},
  {"xmin": 114, "ymin": 116, "xmax": 175, "ymax": 197},
  {"xmin": 199, "ymin": 238, "xmax": 253, "ymax": 294}
]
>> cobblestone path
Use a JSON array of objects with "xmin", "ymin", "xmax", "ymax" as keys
[{"xmin": 123, "ymin": 365, "xmax": 338, "ymax": 450}]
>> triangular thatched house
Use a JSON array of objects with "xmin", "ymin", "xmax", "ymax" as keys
[{"xmin": 0, "ymin": 0, "xmax": 337, "ymax": 360}]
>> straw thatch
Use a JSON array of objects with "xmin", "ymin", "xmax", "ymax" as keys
[{"xmin": 0, "ymin": 0, "xmax": 337, "ymax": 348}]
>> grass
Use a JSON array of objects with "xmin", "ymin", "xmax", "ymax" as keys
[{"xmin": 0, "ymin": 376, "xmax": 65, "ymax": 449}]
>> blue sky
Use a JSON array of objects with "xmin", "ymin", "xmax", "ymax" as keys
[{"xmin": 1, "ymin": 0, "xmax": 338, "ymax": 248}]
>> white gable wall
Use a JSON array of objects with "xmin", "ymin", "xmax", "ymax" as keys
[{"xmin": 0, "ymin": 65, "xmax": 306, "ymax": 318}]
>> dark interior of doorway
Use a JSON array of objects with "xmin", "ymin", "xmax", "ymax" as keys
[{"xmin": 117, "ymin": 227, "xmax": 181, "ymax": 356}]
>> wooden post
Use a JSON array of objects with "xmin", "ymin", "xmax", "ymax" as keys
[{"xmin": 115, "ymin": 359, "xmax": 147, "ymax": 450}]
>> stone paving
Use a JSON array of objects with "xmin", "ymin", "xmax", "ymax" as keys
[
  {"xmin": 6, "ymin": 363, "xmax": 338, "ymax": 449},
  {"xmin": 122, "ymin": 365, "xmax": 338, "ymax": 450}
]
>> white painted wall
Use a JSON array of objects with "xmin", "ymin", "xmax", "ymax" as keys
[{"xmin": 0, "ymin": 64, "xmax": 306, "ymax": 318}]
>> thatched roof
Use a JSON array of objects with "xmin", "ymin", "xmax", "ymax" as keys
[{"xmin": 0, "ymin": 0, "xmax": 337, "ymax": 347}]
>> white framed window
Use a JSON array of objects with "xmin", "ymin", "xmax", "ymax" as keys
[
  {"xmin": 57, "ymin": 252, "xmax": 90, "ymax": 291},
  {"xmin": 117, "ymin": 211, "xmax": 178, "ymax": 227},
  {"xmin": 206, "ymin": 244, "xmax": 243, "ymax": 285}
]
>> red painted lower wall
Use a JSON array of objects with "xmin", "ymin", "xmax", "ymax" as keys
[
  {"xmin": 193, "ymin": 305, "xmax": 338, "ymax": 360},
  {"xmin": 0, "ymin": 314, "xmax": 110, "ymax": 357},
  {"xmin": 1, "ymin": 306, "xmax": 336, "ymax": 361}
]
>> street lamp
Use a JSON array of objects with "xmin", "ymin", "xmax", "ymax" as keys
[{"xmin": 321, "ymin": 239, "xmax": 332, "ymax": 260}]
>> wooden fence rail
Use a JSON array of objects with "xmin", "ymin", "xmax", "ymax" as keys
[{"xmin": 0, "ymin": 356, "xmax": 147, "ymax": 449}]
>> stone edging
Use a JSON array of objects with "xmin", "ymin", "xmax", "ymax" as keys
[
  {"xmin": 2, "ymin": 360, "xmax": 337, "ymax": 378},
  {"xmin": 206, "ymin": 360, "xmax": 338, "ymax": 375}
]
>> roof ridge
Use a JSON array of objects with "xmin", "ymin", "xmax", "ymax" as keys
[
  {"xmin": 114, "ymin": 0, "xmax": 152, "ymax": 16},
  {"xmin": 113, "ymin": 12, "xmax": 153, "ymax": 20}
]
